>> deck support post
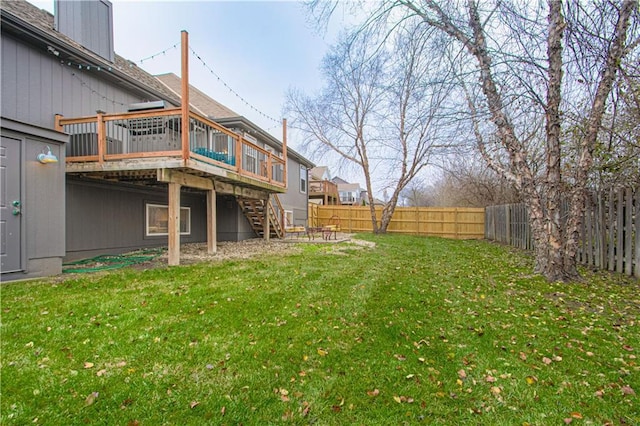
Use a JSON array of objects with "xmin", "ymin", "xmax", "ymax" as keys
[
  {"xmin": 264, "ymin": 196, "xmax": 270, "ymax": 241},
  {"xmin": 207, "ymin": 188, "xmax": 217, "ymax": 254},
  {"xmin": 168, "ymin": 182, "xmax": 181, "ymax": 266}
]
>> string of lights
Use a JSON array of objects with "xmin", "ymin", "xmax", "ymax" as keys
[
  {"xmin": 189, "ymin": 46, "xmax": 281, "ymax": 124},
  {"xmin": 49, "ymin": 42, "xmax": 282, "ymax": 126},
  {"xmin": 137, "ymin": 42, "xmax": 180, "ymax": 65},
  {"xmin": 58, "ymin": 61, "xmax": 127, "ymax": 107}
]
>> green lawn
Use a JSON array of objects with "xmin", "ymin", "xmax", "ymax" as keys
[{"xmin": 1, "ymin": 235, "xmax": 638, "ymax": 425}]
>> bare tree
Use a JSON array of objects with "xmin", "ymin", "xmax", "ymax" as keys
[
  {"xmin": 306, "ymin": 0, "xmax": 638, "ymax": 281},
  {"xmin": 286, "ymin": 24, "xmax": 454, "ymax": 233},
  {"xmin": 401, "ymin": 179, "xmax": 437, "ymax": 207},
  {"xmin": 432, "ymin": 158, "xmax": 523, "ymax": 207}
]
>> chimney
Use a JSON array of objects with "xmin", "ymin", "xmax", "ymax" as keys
[{"xmin": 54, "ymin": 0, "xmax": 115, "ymax": 62}]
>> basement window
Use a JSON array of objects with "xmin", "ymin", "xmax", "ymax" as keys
[{"xmin": 146, "ymin": 203, "xmax": 191, "ymax": 236}]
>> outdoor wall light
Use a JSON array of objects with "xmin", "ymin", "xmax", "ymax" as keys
[{"xmin": 37, "ymin": 146, "xmax": 59, "ymax": 164}]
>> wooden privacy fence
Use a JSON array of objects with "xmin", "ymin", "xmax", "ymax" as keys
[
  {"xmin": 485, "ymin": 188, "xmax": 640, "ymax": 278},
  {"xmin": 311, "ymin": 205, "xmax": 485, "ymax": 239}
]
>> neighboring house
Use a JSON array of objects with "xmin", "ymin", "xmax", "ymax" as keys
[
  {"xmin": 0, "ymin": 0, "xmax": 313, "ymax": 281},
  {"xmin": 330, "ymin": 176, "xmax": 385, "ymax": 206},
  {"xmin": 333, "ymin": 178, "xmax": 365, "ymax": 206},
  {"xmin": 308, "ymin": 166, "xmax": 339, "ymax": 205}
]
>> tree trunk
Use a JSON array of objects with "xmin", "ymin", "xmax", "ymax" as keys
[{"xmin": 378, "ymin": 189, "xmax": 403, "ymax": 233}]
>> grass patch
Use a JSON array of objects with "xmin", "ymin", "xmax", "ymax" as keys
[{"xmin": 1, "ymin": 235, "xmax": 638, "ymax": 425}]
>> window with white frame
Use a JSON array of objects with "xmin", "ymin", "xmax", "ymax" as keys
[
  {"xmin": 146, "ymin": 203, "xmax": 191, "ymax": 236},
  {"xmin": 284, "ymin": 210, "xmax": 294, "ymax": 228},
  {"xmin": 300, "ymin": 165, "xmax": 307, "ymax": 193}
]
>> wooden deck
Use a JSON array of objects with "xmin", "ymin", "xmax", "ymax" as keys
[
  {"xmin": 57, "ymin": 108, "xmax": 287, "ymax": 196},
  {"xmin": 309, "ymin": 179, "xmax": 340, "ymax": 205}
]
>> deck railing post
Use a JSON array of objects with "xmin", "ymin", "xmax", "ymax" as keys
[
  {"xmin": 181, "ymin": 30, "xmax": 190, "ymax": 161},
  {"xmin": 97, "ymin": 112, "xmax": 105, "ymax": 164},
  {"xmin": 235, "ymin": 136, "xmax": 242, "ymax": 173},
  {"xmin": 267, "ymin": 154, "xmax": 272, "ymax": 183},
  {"xmin": 54, "ymin": 114, "xmax": 64, "ymax": 133}
]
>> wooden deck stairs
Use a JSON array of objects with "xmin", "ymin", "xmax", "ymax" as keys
[{"xmin": 237, "ymin": 197, "xmax": 285, "ymax": 239}]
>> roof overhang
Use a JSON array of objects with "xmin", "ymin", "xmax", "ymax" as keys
[{"xmin": 1, "ymin": 9, "xmax": 181, "ymax": 105}]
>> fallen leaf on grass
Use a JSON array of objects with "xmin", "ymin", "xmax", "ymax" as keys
[
  {"xmin": 84, "ymin": 362, "xmax": 94, "ymax": 369},
  {"xmin": 393, "ymin": 395, "xmax": 414, "ymax": 403},
  {"xmin": 85, "ymin": 392, "xmax": 99, "ymax": 406},
  {"xmin": 189, "ymin": 401, "xmax": 199, "ymax": 409},
  {"xmin": 458, "ymin": 369, "xmax": 467, "ymax": 379},
  {"xmin": 317, "ymin": 348, "xmax": 328, "ymax": 357},
  {"xmin": 570, "ymin": 412, "xmax": 583, "ymax": 419},
  {"xmin": 120, "ymin": 398, "xmax": 134, "ymax": 409},
  {"xmin": 301, "ymin": 402, "xmax": 310, "ymax": 417},
  {"xmin": 485, "ymin": 375, "xmax": 496, "ymax": 383},
  {"xmin": 282, "ymin": 409, "xmax": 294, "ymax": 420},
  {"xmin": 525, "ymin": 376, "xmax": 538, "ymax": 385},
  {"xmin": 367, "ymin": 389, "xmax": 380, "ymax": 397},
  {"xmin": 221, "ymin": 406, "xmax": 226, "ymax": 416},
  {"xmin": 542, "ymin": 357, "xmax": 552, "ymax": 365},
  {"xmin": 621, "ymin": 385, "xmax": 635, "ymax": 395},
  {"xmin": 96, "ymin": 369, "xmax": 107, "ymax": 377}
]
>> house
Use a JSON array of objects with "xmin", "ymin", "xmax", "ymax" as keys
[
  {"xmin": 154, "ymin": 73, "xmax": 314, "ymax": 231},
  {"xmin": 0, "ymin": 0, "xmax": 313, "ymax": 281},
  {"xmin": 308, "ymin": 166, "xmax": 339, "ymax": 205},
  {"xmin": 332, "ymin": 178, "xmax": 365, "ymax": 206}
]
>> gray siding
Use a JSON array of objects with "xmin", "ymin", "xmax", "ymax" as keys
[
  {"xmin": 1, "ymin": 34, "xmax": 144, "ymax": 128},
  {"xmin": 64, "ymin": 181, "xmax": 261, "ymax": 260},
  {"xmin": 55, "ymin": 0, "xmax": 114, "ymax": 62},
  {"xmin": 278, "ymin": 157, "xmax": 309, "ymax": 226},
  {"xmin": 65, "ymin": 179, "xmax": 209, "ymax": 260},
  {"xmin": 1, "ymin": 119, "xmax": 67, "ymax": 281},
  {"xmin": 216, "ymin": 195, "xmax": 258, "ymax": 242}
]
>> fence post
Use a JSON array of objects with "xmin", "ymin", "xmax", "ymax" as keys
[
  {"xmin": 608, "ymin": 189, "xmax": 615, "ymax": 271},
  {"xmin": 454, "ymin": 208, "xmax": 459, "ymax": 239},
  {"xmin": 625, "ymin": 188, "xmax": 633, "ymax": 276},
  {"xmin": 635, "ymin": 188, "xmax": 639, "ymax": 278},
  {"xmin": 616, "ymin": 188, "xmax": 624, "ymax": 273},
  {"xmin": 506, "ymin": 204, "xmax": 512, "ymax": 245}
]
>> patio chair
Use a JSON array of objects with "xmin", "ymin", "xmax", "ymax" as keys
[{"xmin": 322, "ymin": 215, "xmax": 341, "ymax": 240}]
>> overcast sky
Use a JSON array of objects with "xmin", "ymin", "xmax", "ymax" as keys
[{"xmin": 31, "ymin": 0, "xmax": 345, "ymax": 147}]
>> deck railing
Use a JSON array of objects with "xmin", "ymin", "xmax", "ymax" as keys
[
  {"xmin": 309, "ymin": 179, "xmax": 338, "ymax": 196},
  {"xmin": 56, "ymin": 108, "xmax": 286, "ymax": 187}
]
